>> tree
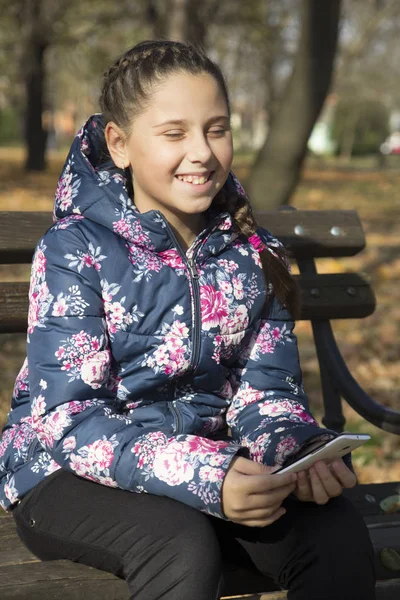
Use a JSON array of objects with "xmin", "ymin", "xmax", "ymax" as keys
[
  {"xmin": 22, "ymin": 1, "xmax": 52, "ymax": 171},
  {"xmin": 0, "ymin": 0, "xmax": 143, "ymax": 172},
  {"xmin": 333, "ymin": 0, "xmax": 400, "ymax": 157},
  {"xmin": 247, "ymin": 0, "xmax": 342, "ymax": 210},
  {"xmin": 145, "ymin": 0, "xmax": 221, "ymax": 46},
  {"xmin": 332, "ymin": 98, "xmax": 389, "ymax": 157}
]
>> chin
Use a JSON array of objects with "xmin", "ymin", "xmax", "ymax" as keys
[{"xmin": 181, "ymin": 198, "xmax": 214, "ymax": 214}]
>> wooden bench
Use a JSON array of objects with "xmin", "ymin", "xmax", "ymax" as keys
[{"xmin": 1, "ymin": 208, "xmax": 400, "ymax": 600}]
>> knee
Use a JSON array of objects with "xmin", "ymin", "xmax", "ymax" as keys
[
  {"xmin": 173, "ymin": 509, "xmax": 222, "ymax": 577},
  {"xmin": 123, "ymin": 506, "xmax": 223, "ymax": 599},
  {"xmin": 305, "ymin": 496, "xmax": 375, "ymax": 569},
  {"xmin": 321, "ymin": 496, "xmax": 371, "ymax": 546}
]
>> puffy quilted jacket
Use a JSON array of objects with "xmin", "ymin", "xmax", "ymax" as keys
[{"xmin": 0, "ymin": 115, "xmax": 338, "ymax": 515}]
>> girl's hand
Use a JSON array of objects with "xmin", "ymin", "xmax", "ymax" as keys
[
  {"xmin": 294, "ymin": 459, "xmax": 357, "ymax": 504},
  {"xmin": 222, "ymin": 456, "xmax": 297, "ymax": 527}
]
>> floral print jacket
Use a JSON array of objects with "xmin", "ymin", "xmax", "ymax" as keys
[{"xmin": 0, "ymin": 115, "xmax": 339, "ymax": 516}]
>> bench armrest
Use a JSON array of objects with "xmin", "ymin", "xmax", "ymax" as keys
[{"xmin": 312, "ymin": 320, "xmax": 400, "ymax": 435}]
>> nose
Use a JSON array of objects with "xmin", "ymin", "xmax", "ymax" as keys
[{"xmin": 186, "ymin": 132, "xmax": 213, "ymax": 164}]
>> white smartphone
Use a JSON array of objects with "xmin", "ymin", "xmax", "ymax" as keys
[{"xmin": 273, "ymin": 433, "xmax": 371, "ymax": 475}]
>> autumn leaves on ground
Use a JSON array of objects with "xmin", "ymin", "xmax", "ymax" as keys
[{"xmin": 0, "ymin": 147, "xmax": 399, "ymax": 485}]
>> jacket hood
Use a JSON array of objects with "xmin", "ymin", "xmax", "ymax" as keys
[{"xmin": 53, "ymin": 114, "xmax": 246, "ymax": 253}]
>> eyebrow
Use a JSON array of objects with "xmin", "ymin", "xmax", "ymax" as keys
[{"xmin": 152, "ymin": 116, "xmax": 230, "ymax": 128}]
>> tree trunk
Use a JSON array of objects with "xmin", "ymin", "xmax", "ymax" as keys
[
  {"xmin": 247, "ymin": 0, "xmax": 342, "ymax": 210},
  {"xmin": 25, "ymin": 39, "xmax": 47, "ymax": 171},
  {"xmin": 167, "ymin": 0, "xmax": 189, "ymax": 41},
  {"xmin": 339, "ymin": 115, "xmax": 358, "ymax": 161},
  {"xmin": 147, "ymin": 0, "xmax": 219, "ymax": 47},
  {"xmin": 146, "ymin": 0, "xmax": 167, "ymax": 38},
  {"xmin": 167, "ymin": 0, "xmax": 214, "ymax": 46},
  {"xmin": 23, "ymin": 0, "xmax": 49, "ymax": 173}
]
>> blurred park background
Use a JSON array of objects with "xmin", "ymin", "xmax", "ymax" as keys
[{"xmin": 0, "ymin": 0, "xmax": 399, "ymax": 483}]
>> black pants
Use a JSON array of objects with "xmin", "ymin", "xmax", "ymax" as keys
[{"xmin": 12, "ymin": 469, "xmax": 376, "ymax": 600}]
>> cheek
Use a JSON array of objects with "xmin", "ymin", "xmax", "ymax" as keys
[
  {"xmin": 133, "ymin": 143, "xmax": 180, "ymax": 177},
  {"xmin": 218, "ymin": 140, "xmax": 234, "ymax": 172}
]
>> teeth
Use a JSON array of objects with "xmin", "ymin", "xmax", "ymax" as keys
[{"xmin": 177, "ymin": 174, "xmax": 208, "ymax": 185}]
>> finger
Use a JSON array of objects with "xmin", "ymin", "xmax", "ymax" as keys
[
  {"xmin": 309, "ymin": 465, "xmax": 330, "ymax": 505},
  {"xmin": 330, "ymin": 460, "xmax": 357, "ymax": 489},
  {"xmin": 239, "ymin": 506, "xmax": 287, "ymax": 528},
  {"xmin": 228, "ymin": 501, "xmax": 282, "ymax": 520},
  {"xmin": 242, "ymin": 484, "xmax": 296, "ymax": 511},
  {"xmin": 314, "ymin": 461, "xmax": 343, "ymax": 498},
  {"xmin": 245, "ymin": 472, "xmax": 297, "ymax": 495},
  {"xmin": 295, "ymin": 470, "xmax": 313, "ymax": 501}
]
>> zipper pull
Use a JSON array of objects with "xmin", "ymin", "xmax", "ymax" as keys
[{"xmin": 187, "ymin": 258, "xmax": 200, "ymax": 279}]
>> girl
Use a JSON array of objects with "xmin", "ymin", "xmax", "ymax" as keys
[{"xmin": 0, "ymin": 40, "xmax": 375, "ymax": 599}]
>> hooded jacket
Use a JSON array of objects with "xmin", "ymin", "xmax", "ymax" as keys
[{"xmin": 0, "ymin": 115, "xmax": 337, "ymax": 516}]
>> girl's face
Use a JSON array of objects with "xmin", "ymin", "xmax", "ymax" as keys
[{"xmin": 108, "ymin": 71, "xmax": 233, "ymax": 229}]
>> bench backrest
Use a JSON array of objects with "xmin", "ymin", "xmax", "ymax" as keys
[
  {"xmin": 4, "ymin": 208, "xmax": 399, "ymax": 436},
  {"xmin": 0, "ymin": 209, "xmax": 375, "ymax": 333}
]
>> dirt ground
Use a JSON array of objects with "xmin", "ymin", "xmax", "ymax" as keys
[{"xmin": 0, "ymin": 147, "xmax": 399, "ymax": 484}]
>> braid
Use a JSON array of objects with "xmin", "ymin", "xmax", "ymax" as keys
[
  {"xmin": 214, "ymin": 188, "xmax": 300, "ymax": 319},
  {"xmin": 100, "ymin": 40, "xmax": 230, "ymax": 134}
]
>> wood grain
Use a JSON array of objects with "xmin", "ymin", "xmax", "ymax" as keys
[{"xmin": 0, "ymin": 210, "xmax": 365, "ymax": 263}]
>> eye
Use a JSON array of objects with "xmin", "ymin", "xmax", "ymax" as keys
[
  {"xmin": 208, "ymin": 128, "xmax": 228, "ymax": 137},
  {"xmin": 164, "ymin": 131, "xmax": 185, "ymax": 139}
]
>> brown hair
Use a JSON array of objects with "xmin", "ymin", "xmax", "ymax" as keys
[{"xmin": 99, "ymin": 40, "xmax": 300, "ymax": 318}]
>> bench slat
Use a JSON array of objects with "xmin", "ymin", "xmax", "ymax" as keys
[
  {"xmin": 0, "ymin": 210, "xmax": 365, "ymax": 264},
  {"xmin": 0, "ymin": 561, "xmax": 129, "ymax": 599},
  {"xmin": 0, "ymin": 274, "xmax": 375, "ymax": 334},
  {"xmin": 0, "ymin": 213, "xmax": 53, "ymax": 264},
  {"xmin": 256, "ymin": 209, "xmax": 366, "ymax": 258},
  {"xmin": 298, "ymin": 272, "xmax": 375, "ymax": 320},
  {"xmin": 0, "ymin": 518, "xmax": 39, "ymax": 566},
  {"xmin": 0, "ymin": 282, "xmax": 30, "ymax": 334}
]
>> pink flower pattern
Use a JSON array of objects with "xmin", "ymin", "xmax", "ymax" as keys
[
  {"xmin": 0, "ymin": 115, "xmax": 329, "ymax": 514},
  {"xmin": 65, "ymin": 242, "xmax": 107, "ymax": 273},
  {"xmin": 158, "ymin": 249, "xmax": 186, "ymax": 270},
  {"xmin": 100, "ymin": 279, "xmax": 144, "ymax": 338},
  {"xmin": 200, "ymin": 285, "xmax": 229, "ymax": 331},
  {"xmin": 55, "ymin": 158, "xmax": 81, "ymax": 212},
  {"xmin": 131, "ymin": 432, "xmax": 235, "ymax": 505},
  {"xmin": 275, "ymin": 435, "xmax": 298, "ymax": 466},
  {"xmin": 65, "ymin": 435, "xmax": 119, "ymax": 487},
  {"xmin": 142, "ymin": 319, "xmax": 191, "ymax": 376},
  {"xmin": 259, "ymin": 399, "xmax": 317, "ymax": 425},
  {"xmin": 12, "ymin": 358, "xmax": 29, "ymax": 398},
  {"xmin": 55, "ymin": 331, "xmax": 110, "ymax": 388},
  {"xmin": 243, "ymin": 321, "xmax": 291, "ymax": 362},
  {"xmin": 27, "ymin": 242, "xmax": 53, "ymax": 335}
]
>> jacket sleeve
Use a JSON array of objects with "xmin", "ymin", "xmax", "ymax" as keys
[
  {"xmin": 226, "ymin": 229, "xmax": 340, "ymax": 468},
  {"xmin": 27, "ymin": 222, "xmax": 242, "ymax": 519}
]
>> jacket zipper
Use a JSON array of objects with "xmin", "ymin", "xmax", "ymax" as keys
[
  {"xmin": 160, "ymin": 217, "xmax": 203, "ymax": 372},
  {"xmin": 186, "ymin": 256, "xmax": 201, "ymax": 374},
  {"xmin": 159, "ymin": 216, "xmax": 205, "ymax": 434}
]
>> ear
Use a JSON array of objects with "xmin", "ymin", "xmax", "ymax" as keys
[{"xmin": 105, "ymin": 121, "xmax": 129, "ymax": 169}]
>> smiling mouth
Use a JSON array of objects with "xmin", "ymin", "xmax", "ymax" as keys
[{"xmin": 175, "ymin": 171, "xmax": 215, "ymax": 185}]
